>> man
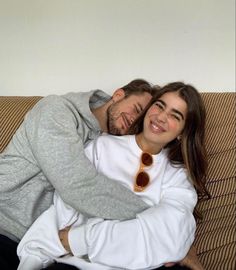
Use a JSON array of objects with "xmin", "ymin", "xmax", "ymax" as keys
[{"xmin": 0, "ymin": 79, "xmax": 155, "ymax": 270}]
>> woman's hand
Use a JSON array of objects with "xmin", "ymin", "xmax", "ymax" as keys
[
  {"xmin": 59, "ymin": 226, "xmax": 72, "ymax": 253},
  {"xmin": 179, "ymin": 245, "xmax": 204, "ymax": 270},
  {"xmin": 165, "ymin": 245, "xmax": 204, "ymax": 270}
]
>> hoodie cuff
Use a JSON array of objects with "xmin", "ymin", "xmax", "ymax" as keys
[{"xmin": 68, "ymin": 225, "xmax": 88, "ymax": 257}]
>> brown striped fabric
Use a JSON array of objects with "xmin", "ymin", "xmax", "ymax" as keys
[
  {"xmin": 0, "ymin": 96, "xmax": 42, "ymax": 152},
  {"xmin": 0, "ymin": 93, "xmax": 235, "ymax": 269},
  {"xmin": 194, "ymin": 92, "xmax": 236, "ymax": 270}
]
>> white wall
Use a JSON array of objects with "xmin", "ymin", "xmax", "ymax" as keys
[{"xmin": 0, "ymin": 0, "xmax": 235, "ymax": 96}]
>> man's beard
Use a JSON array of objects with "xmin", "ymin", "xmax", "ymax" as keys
[{"xmin": 106, "ymin": 104, "xmax": 123, "ymax": 135}]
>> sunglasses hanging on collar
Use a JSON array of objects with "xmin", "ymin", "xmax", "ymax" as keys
[{"xmin": 134, "ymin": 152, "xmax": 153, "ymax": 192}]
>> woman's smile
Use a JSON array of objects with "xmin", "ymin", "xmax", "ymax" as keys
[{"xmin": 149, "ymin": 118, "xmax": 166, "ymax": 133}]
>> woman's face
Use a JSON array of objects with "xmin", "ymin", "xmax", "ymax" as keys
[{"xmin": 142, "ymin": 91, "xmax": 187, "ymax": 151}]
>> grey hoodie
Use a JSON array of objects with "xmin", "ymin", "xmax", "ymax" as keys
[{"xmin": 0, "ymin": 90, "xmax": 148, "ymax": 241}]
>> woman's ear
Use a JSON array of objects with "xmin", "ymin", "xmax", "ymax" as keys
[
  {"xmin": 177, "ymin": 135, "xmax": 182, "ymax": 141},
  {"xmin": 112, "ymin": 89, "xmax": 126, "ymax": 102}
]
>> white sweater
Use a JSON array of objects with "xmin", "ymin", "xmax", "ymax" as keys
[{"xmin": 17, "ymin": 134, "xmax": 197, "ymax": 270}]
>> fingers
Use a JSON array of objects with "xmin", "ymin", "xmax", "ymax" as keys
[
  {"xmin": 164, "ymin": 263, "xmax": 176, "ymax": 267},
  {"xmin": 59, "ymin": 226, "xmax": 72, "ymax": 253}
]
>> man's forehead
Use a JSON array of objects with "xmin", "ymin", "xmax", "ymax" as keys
[
  {"xmin": 126, "ymin": 93, "xmax": 152, "ymax": 108},
  {"xmin": 129, "ymin": 92, "xmax": 152, "ymax": 99}
]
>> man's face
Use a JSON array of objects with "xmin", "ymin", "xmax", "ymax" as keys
[{"xmin": 107, "ymin": 92, "xmax": 152, "ymax": 135}]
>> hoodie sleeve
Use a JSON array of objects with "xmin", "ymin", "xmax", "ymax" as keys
[{"xmin": 24, "ymin": 95, "xmax": 148, "ymax": 220}]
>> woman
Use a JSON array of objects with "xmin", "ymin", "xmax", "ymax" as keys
[{"xmin": 17, "ymin": 82, "xmax": 208, "ymax": 270}]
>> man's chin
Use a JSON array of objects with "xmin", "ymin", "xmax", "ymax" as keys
[
  {"xmin": 108, "ymin": 127, "xmax": 126, "ymax": 136},
  {"xmin": 109, "ymin": 131, "xmax": 123, "ymax": 136}
]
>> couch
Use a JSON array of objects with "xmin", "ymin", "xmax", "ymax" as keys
[{"xmin": 0, "ymin": 93, "xmax": 235, "ymax": 270}]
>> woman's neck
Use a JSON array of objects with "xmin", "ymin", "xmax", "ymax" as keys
[{"xmin": 135, "ymin": 133, "xmax": 162, "ymax": 155}]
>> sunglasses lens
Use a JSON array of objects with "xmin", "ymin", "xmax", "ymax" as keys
[
  {"xmin": 136, "ymin": 171, "xmax": 149, "ymax": 188},
  {"xmin": 141, "ymin": 153, "xmax": 153, "ymax": 166}
]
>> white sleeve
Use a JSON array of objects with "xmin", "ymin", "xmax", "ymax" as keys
[
  {"xmin": 17, "ymin": 192, "xmax": 80, "ymax": 270},
  {"xmin": 68, "ymin": 176, "xmax": 197, "ymax": 269}
]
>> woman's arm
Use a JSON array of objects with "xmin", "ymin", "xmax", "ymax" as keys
[
  {"xmin": 65, "ymin": 184, "xmax": 197, "ymax": 269},
  {"xmin": 17, "ymin": 192, "xmax": 79, "ymax": 270},
  {"xmin": 60, "ymin": 135, "xmax": 197, "ymax": 269}
]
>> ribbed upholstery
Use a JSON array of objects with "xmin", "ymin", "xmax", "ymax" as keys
[
  {"xmin": 0, "ymin": 93, "xmax": 235, "ymax": 269},
  {"xmin": 0, "ymin": 96, "xmax": 42, "ymax": 152},
  {"xmin": 194, "ymin": 93, "xmax": 236, "ymax": 270}
]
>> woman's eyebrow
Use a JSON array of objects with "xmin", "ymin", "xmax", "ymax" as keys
[
  {"xmin": 157, "ymin": 99, "xmax": 185, "ymax": 120},
  {"xmin": 172, "ymin": 109, "xmax": 185, "ymax": 120}
]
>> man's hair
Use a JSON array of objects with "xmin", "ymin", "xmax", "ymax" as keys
[{"xmin": 121, "ymin": 79, "xmax": 158, "ymax": 97}]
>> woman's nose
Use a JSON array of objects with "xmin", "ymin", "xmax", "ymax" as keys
[{"xmin": 157, "ymin": 110, "xmax": 167, "ymax": 122}]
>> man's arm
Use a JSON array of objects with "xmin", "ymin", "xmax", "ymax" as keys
[{"xmin": 26, "ymin": 95, "xmax": 148, "ymax": 220}]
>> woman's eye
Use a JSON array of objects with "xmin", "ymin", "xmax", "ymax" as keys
[
  {"xmin": 155, "ymin": 102, "xmax": 164, "ymax": 110},
  {"xmin": 171, "ymin": 114, "xmax": 180, "ymax": 121}
]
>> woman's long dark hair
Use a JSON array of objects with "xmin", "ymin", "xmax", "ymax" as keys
[{"xmin": 129, "ymin": 82, "xmax": 210, "ymax": 206}]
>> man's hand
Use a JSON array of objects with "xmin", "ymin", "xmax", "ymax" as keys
[
  {"xmin": 164, "ymin": 246, "xmax": 204, "ymax": 270},
  {"xmin": 59, "ymin": 226, "xmax": 72, "ymax": 253}
]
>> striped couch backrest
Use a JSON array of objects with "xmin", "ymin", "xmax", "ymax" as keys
[
  {"xmin": 0, "ymin": 96, "xmax": 42, "ymax": 152},
  {"xmin": 0, "ymin": 93, "xmax": 235, "ymax": 270},
  {"xmin": 194, "ymin": 93, "xmax": 236, "ymax": 270}
]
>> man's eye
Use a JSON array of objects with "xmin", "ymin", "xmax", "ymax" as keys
[{"xmin": 135, "ymin": 105, "xmax": 141, "ymax": 114}]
